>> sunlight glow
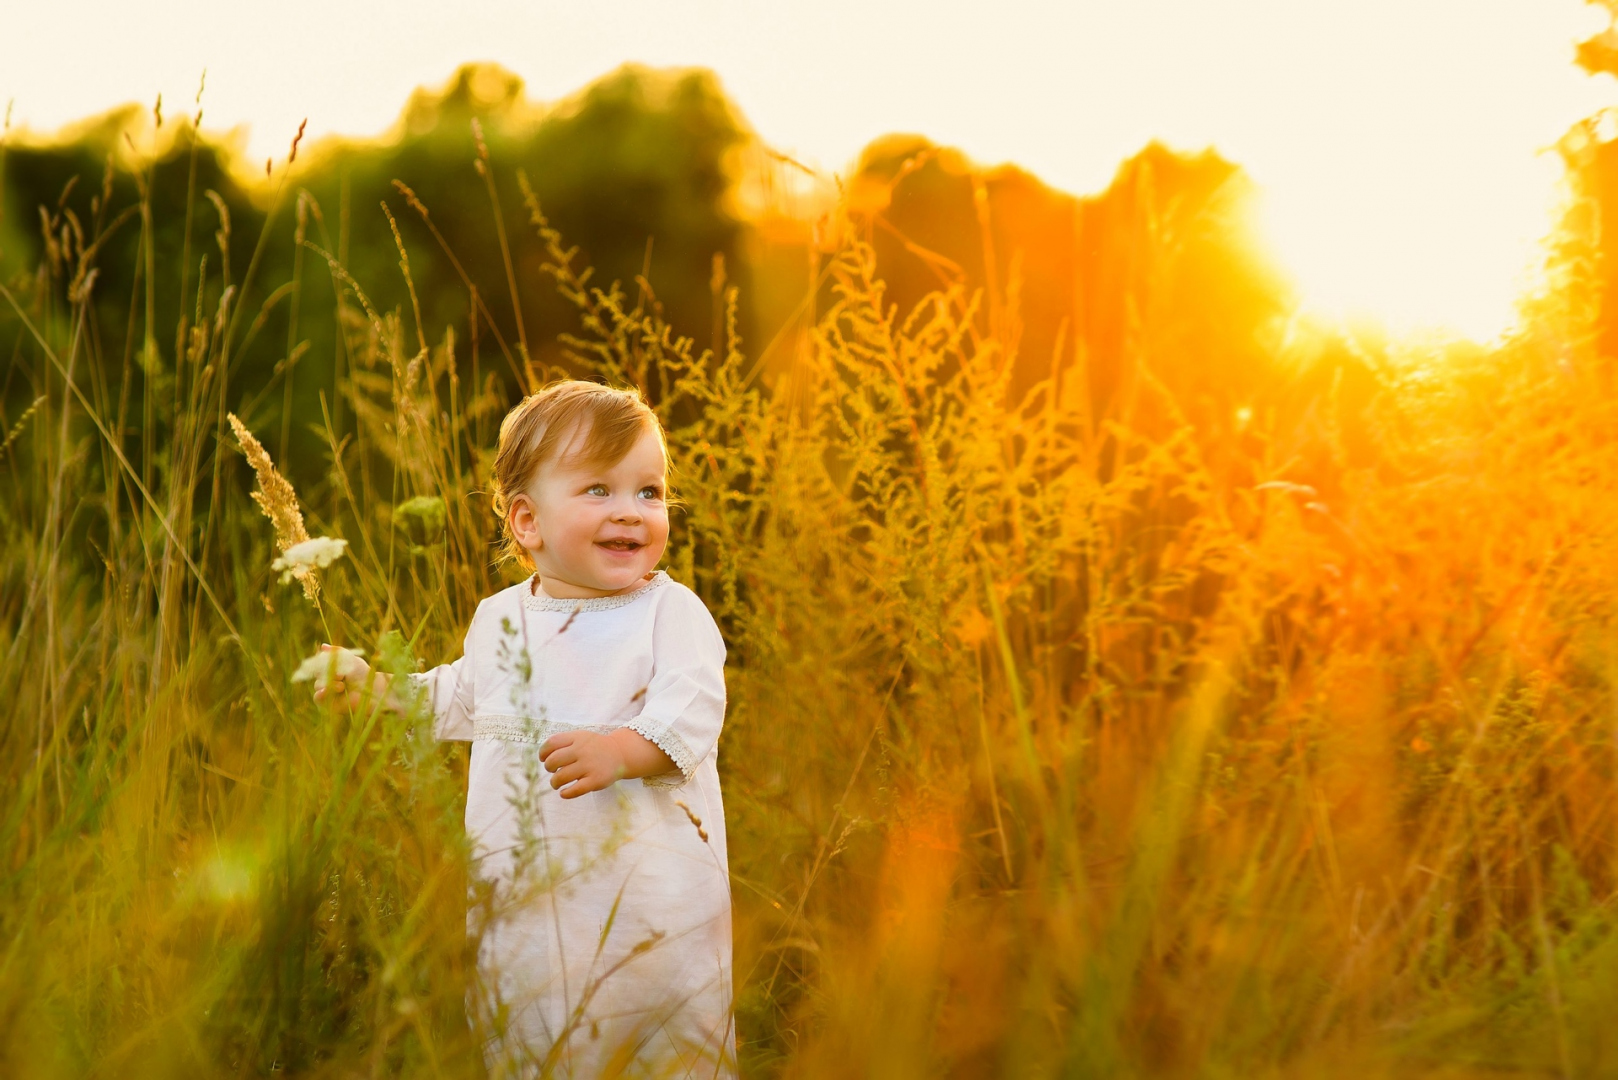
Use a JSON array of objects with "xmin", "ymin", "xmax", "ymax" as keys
[
  {"xmin": 1253, "ymin": 149, "xmax": 1572, "ymax": 341},
  {"xmin": 4, "ymin": 0, "xmax": 1614, "ymax": 340}
]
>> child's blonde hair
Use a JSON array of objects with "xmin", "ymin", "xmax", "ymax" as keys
[{"xmin": 490, "ymin": 380, "xmax": 668, "ymax": 569}]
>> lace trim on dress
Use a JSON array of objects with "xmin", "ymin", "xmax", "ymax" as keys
[
  {"xmin": 626, "ymin": 717, "xmax": 699, "ymax": 784},
  {"xmin": 472, "ymin": 714, "xmax": 618, "ymax": 744},
  {"xmin": 520, "ymin": 571, "xmax": 670, "ymax": 614}
]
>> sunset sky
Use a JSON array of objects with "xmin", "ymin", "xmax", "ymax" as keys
[{"xmin": 7, "ymin": 0, "xmax": 1615, "ymax": 339}]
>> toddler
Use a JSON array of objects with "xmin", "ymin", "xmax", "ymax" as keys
[{"xmin": 318, "ymin": 381, "xmax": 733, "ymax": 1077}]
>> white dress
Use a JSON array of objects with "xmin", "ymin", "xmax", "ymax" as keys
[{"xmin": 410, "ymin": 570, "xmax": 735, "ymax": 1078}]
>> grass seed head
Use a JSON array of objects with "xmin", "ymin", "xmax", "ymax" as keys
[
  {"xmin": 674, "ymin": 800, "xmax": 709, "ymax": 842},
  {"xmin": 228, "ymin": 412, "xmax": 318, "ymax": 599}
]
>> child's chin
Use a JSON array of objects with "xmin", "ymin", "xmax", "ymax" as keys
[{"xmin": 594, "ymin": 561, "xmax": 653, "ymax": 589}]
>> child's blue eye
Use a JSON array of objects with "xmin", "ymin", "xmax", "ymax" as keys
[
  {"xmin": 639, "ymin": 486, "xmax": 663, "ymax": 501},
  {"xmin": 586, "ymin": 484, "xmax": 608, "ymax": 496}
]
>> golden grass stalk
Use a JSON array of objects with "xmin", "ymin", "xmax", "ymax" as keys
[{"xmin": 227, "ymin": 410, "xmax": 318, "ymax": 601}]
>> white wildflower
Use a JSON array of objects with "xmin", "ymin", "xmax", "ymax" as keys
[
  {"xmin": 291, "ymin": 646, "xmax": 368, "ymax": 684},
  {"xmin": 271, "ymin": 536, "xmax": 349, "ymax": 584}
]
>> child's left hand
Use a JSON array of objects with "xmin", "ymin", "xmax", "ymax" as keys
[
  {"xmin": 540, "ymin": 729, "xmax": 677, "ymax": 798},
  {"xmin": 539, "ymin": 731, "xmax": 628, "ymax": 798}
]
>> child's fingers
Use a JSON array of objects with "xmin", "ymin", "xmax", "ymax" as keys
[
  {"xmin": 557, "ymin": 773, "xmax": 604, "ymax": 799},
  {"xmin": 549, "ymin": 762, "xmax": 591, "ymax": 790},
  {"xmin": 314, "ymin": 677, "xmax": 357, "ymax": 712},
  {"xmin": 541, "ymin": 746, "xmax": 578, "ymax": 772},
  {"xmin": 539, "ymin": 732, "xmax": 577, "ymax": 759}
]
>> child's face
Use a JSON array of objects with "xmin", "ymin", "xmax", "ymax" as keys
[{"xmin": 512, "ymin": 422, "xmax": 670, "ymax": 598}]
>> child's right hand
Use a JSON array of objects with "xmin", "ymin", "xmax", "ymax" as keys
[{"xmin": 311, "ymin": 644, "xmax": 383, "ymax": 712}]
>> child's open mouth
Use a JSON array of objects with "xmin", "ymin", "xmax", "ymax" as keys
[{"xmin": 596, "ymin": 539, "xmax": 643, "ymax": 552}]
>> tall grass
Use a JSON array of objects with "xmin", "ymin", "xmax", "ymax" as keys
[{"xmin": 5, "ymin": 118, "xmax": 1618, "ymax": 1079}]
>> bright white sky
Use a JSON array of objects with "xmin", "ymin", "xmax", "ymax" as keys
[{"xmin": 6, "ymin": 0, "xmax": 1615, "ymax": 339}]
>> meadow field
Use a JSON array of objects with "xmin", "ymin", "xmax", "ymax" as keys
[{"xmin": 5, "ymin": 67, "xmax": 1618, "ymax": 1078}]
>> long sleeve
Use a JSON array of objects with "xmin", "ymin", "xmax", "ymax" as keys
[
  {"xmin": 408, "ymin": 619, "xmax": 477, "ymax": 741},
  {"xmin": 625, "ymin": 588, "xmax": 727, "ymax": 785}
]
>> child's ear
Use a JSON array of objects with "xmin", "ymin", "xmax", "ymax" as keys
[{"xmin": 509, "ymin": 494, "xmax": 544, "ymax": 553}]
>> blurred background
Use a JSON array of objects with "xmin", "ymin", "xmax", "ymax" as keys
[{"xmin": 5, "ymin": 0, "xmax": 1616, "ymax": 391}]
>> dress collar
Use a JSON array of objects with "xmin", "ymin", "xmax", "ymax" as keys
[{"xmin": 520, "ymin": 570, "xmax": 669, "ymax": 613}]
